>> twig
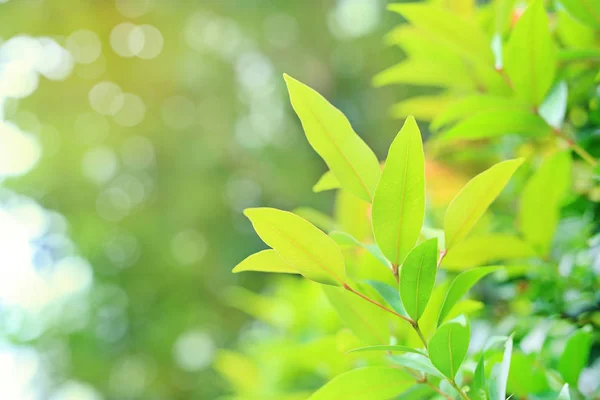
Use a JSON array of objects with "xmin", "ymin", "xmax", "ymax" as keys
[{"xmin": 343, "ymin": 283, "xmax": 413, "ymax": 324}]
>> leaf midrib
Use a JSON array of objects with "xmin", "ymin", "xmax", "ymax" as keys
[
  {"xmin": 393, "ymin": 131, "xmax": 412, "ymax": 265},
  {"xmin": 413, "ymin": 250, "xmax": 426, "ymax": 320}
]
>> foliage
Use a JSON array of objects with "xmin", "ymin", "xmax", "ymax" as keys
[{"xmin": 226, "ymin": 0, "xmax": 600, "ymax": 398}]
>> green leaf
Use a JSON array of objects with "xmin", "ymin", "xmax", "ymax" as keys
[
  {"xmin": 347, "ymin": 345, "xmax": 426, "ymax": 356},
  {"xmin": 244, "ymin": 207, "xmax": 346, "ymax": 286},
  {"xmin": 365, "ymin": 280, "xmax": 409, "ymax": 317},
  {"xmin": 557, "ymin": 384, "xmax": 571, "ymax": 400},
  {"xmin": 309, "ymin": 367, "xmax": 413, "ymax": 400},
  {"xmin": 519, "ymin": 152, "xmax": 571, "ymax": 255},
  {"xmin": 507, "ymin": 352, "xmax": 550, "ymax": 396},
  {"xmin": 559, "ymin": 0, "xmax": 600, "ymax": 29},
  {"xmin": 390, "ymin": 94, "xmax": 456, "ymax": 121},
  {"xmin": 388, "ymin": 3, "xmax": 493, "ymax": 64},
  {"xmin": 323, "ymin": 285, "xmax": 391, "ymax": 344},
  {"xmin": 373, "ymin": 116, "xmax": 425, "ymax": 266},
  {"xmin": 400, "ymin": 238, "xmax": 438, "ymax": 322},
  {"xmin": 431, "ymin": 95, "xmax": 526, "ymax": 131},
  {"xmin": 428, "ymin": 317, "xmax": 470, "ymax": 380},
  {"xmin": 438, "ymin": 266, "xmax": 500, "ymax": 326},
  {"xmin": 558, "ymin": 327, "xmax": 592, "ymax": 386},
  {"xmin": 389, "ymin": 353, "xmax": 445, "ymax": 379},
  {"xmin": 232, "ymin": 249, "xmax": 299, "ymax": 274},
  {"xmin": 505, "ymin": 0, "xmax": 556, "ymax": 106},
  {"xmin": 444, "ymin": 158, "xmax": 524, "ymax": 250},
  {"xmin": 313, "ymin": 170, "xmax": 340, "ymax": 193},
  {"xmin": 471, "ymin": 355, "xmax": 486, "ymax": 400},
  {"xmin": 374, "ymin": 60, "xmax": 476, "ymax": 90},
  {"xmin": 556, "ymin": 10, "xmax": 596, "ymax": 49},
  {"xmin": 443, "ymin": 234, "xmax": 535, "ymax": 270},
  {"xmin": 494, "ymin": 336, "xmax": 513, "ymax": 400},
  {"xmin": 330, "ymin": 231, "xmax": 392, "ymax": 269},
  {"xmin": 437, "ymin": 110, "xmax": 551, "ymax": 142},
  {"xmin": 284, "ymin": 74, "xmax": 380, "ymax": 202}
]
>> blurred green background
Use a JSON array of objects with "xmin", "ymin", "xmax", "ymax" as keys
[{"xmin": 0, "ymin": 0, "xmax": 410, "ymax": 398}]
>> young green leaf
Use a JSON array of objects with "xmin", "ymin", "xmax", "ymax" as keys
[
  {"xmin": 365, "ymin": 280, "xmax": 409, "ymax": 317},
  {"xmin": 313, "ymin": 170, "xmax": 340, "ymax": 193},
  {"xmin": 389, "ymin": 94, "xmax": 456, "ymax": 121},
  {"xmin": 232, "ymin": 249, "xmax": 298, "ymax": 274},
  {"xmin": 437, "ymin": 110, "xmax": 551, "ymax": 142},
  {"xmin": 330, "ymin": 231, "xmax": 391, "ymax": 269},
  {"xmin": 471, "ymin": 355, "xmax": 486, "ymax": 400},
  {"xmin": 374, "ymin": 60, "xmax": 476, "ymax": 90},
  {"xmin": 557, "ymin": 384, "xmax": 571, "ymax": 400},
  {"xmin": 519, "ymin": 151, "xmax": 571, "ymax": 255},
  {"xmin": 443, "ymin": 234, "xmax": 535, "ymax": 270},
  {"xmin": 323, "ymin": 285, "xmax": 391, "ymax": 344},
  {"xmin": 244, "ymin": 207, "xmax": 346, "ymax": 286},
  {"xmin": 373, "ymin": 116, "xmax": 425, "ymax": 267},
  {"xmin": 388, "ymin": 3, "xmax": 493, "ymax": 64},
  {"xmin": 431, "ymin": 94, "xmax": 525, "ymax": 131},
  {"xmin": 400, "ymin": 238, "xmax": 438, "ymax": 322},
  {"xmin": 309, "ymin": 367, "xmax": 413, "ymax": 400},
  {"xmin": 438, "ymin": 266, "xmax": 500, "ymax": 326},
  {"xmin": 284, "ymin": 74, "xmax": 380, "ymax": 203},
  {"xmin": 558, "ymin": 327, "xmax": 592, "ymax": 386},
  {"xmin": 505, "ymin": 0, "xmax": 556, "ymax": 106},
  {"xmin": 347, "ymin": 345, "xmax": 426, "ymax": 356},
  {"xmin": 428, "ymin": 318, "xmax": 471, "ymax": 380},
  {"xmin": 389, "ymin": 353, "xmax": 445, "ymax": 379},
  {"xmin": 444, "ymin": 158, "xmax": 524, "ymax": 250},
  {"xmin": 559, "ymin": 0, "xmax": 600, "ymax": 29}
]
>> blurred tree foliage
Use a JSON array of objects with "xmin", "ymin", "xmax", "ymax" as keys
[{"xmin": 0, "ymin": 0, "xmax": 407, "ymax": 398}]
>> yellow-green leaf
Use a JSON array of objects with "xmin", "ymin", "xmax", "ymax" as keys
[
  {"xmin": 519, "ymin": 152, "xmax": 571, "ymax": 255},
  {"xmin": 244, "ymin": 207, "xmax": 346, "ymax": 286},
  {"xmin": 232, "ymin": 249, "xmax": 299, "ymax": 274},
  {"xmin": 373, "ymin": 116, "xmax": 425, "ymax": 266},
  {"xmin": 505, "ymin": 0, "xmax": 556, "ymax": 106},
  {"xmin": 444, "ymin": 158, "xmax": 524, "ymax": 250},
  {"xmin": 374, "ymin": 60, "xmax": 476, "ymax": 90},
  {"xmin": 429, "ymin": 318, "xmax": 471, "ymax": 379},
  {"xmin": 309, "ymin": 367, "xmax": 413, "ymax": 400},
  {"xmin": 443, "ymin": 234, "xmax": 535, "ymax": 270},
  {"xmin": 390, "ymin": 94, "xmax": 456, "ymax": 121},
  {"xmin": 388, "ymin": 3, "xmax": 493, "ymax": 64},
  {"xmin": 437, "ymin": 110, "xmax": 551, "ymax": 142},
  {"xmin": 313, "ymin": 170, "xmax": 340, "ymax": 193},
  {"xmin": 400, "ymin": 238, "xmax": 438, "ymax": 322},
  {"xmin": 438, "ymin": 266, "xmax": 500, "ymax": 326},
  {"xmin": 431, "ymin": 95, "xmax": 527, "ymax": 131},
  {"xmin": 284, "ymin": 74, "xmax": 380, "ymax": 202}
]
